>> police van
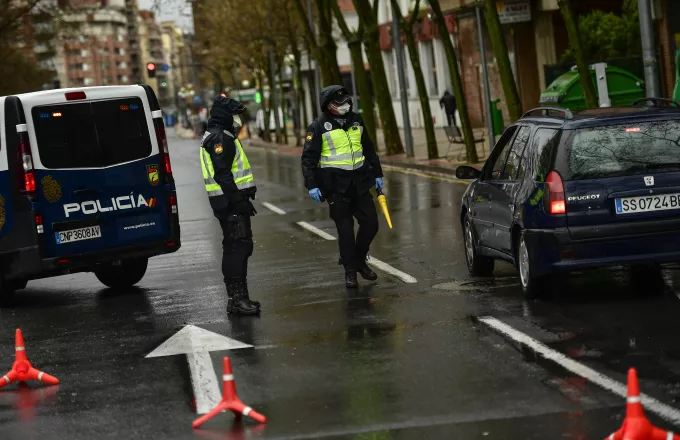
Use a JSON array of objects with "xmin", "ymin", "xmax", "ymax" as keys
[{"xmin": 0, "ymin": 85, "xmax": 181, "ymax": 302}]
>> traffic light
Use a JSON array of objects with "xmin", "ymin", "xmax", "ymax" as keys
[
  {"xmin": 147, "ymin": 62, "xmax": 156, "ymax": 78},
  {"xmin": 160, "ymin": 81, "xmax": 167, "ymax": 87}
]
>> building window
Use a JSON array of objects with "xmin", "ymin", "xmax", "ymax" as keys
[
  {"xmin": 84, "ymin": 78, "xmax": 94, "ymax": 85},
  {"xmin": 421, "ymin": 40, "xmax": 438, "ymax": 97},
  {"xmin": 81, "ymin": 49, "xmax": 89, "ymax": 57},
  {"xmin": 82, "ymin": 63, "xmax": 90, "ymax": 71}
]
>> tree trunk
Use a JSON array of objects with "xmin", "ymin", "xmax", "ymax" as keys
[
  {"xmin": 257, "ymin": 69, "xmax": 270, "ymax": 142},
  {"xmin": 558, "ymin": 0, "xmax": 597, "ymax": 108},
  {"xmin": 294, "ymin": 48, "xmax": 309, "ymax": 133},
  {"xmin": 316, "ymin": 0, "xmax": 343, "ymax": 85},
  {"xmin": 429, "ymin": 0, "xmax": 478, "ymax": 162},
  {"xmin": 279, "ymin": 78, "xmax": 290, "ymax": 145},
  {"xmin": 353, "ymin": 0, "xmax": 404, "ymax": 155},
  {"xmin": 347, "ymin": 40, "xmax": 377, "ymax": 148},
  {"xmin": 482, "ymin": 0, "xmax": 522, "ymax": 121},
  {"xmin": 402, "ymin": 29, "xmax": 437, "ymax": 159},
  {"xmin": 266, "ymin": 61, "xmax": 282, "ymax": 144}
]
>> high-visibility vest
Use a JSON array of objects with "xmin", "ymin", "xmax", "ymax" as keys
[
  {"xmin": 320, "ymin": 125, "xmax": 365, "ymax": 171},
  {"xmin": 200, "ymin": 132, "xmax": 255, "ymax": 197}
]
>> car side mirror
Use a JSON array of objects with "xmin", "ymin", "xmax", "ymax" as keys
[{"xmin": 456, "ymin": 165, "xmax": 482, "ymax": 180}]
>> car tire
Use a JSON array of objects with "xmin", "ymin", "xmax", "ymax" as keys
[
  {"xmin": 94, "ymin": 258, "xmax": 148, "ymax": 289},
  {"xmin": 630, "ymin": 263, "xmax": 664, "ymax": 294},
  {"xmin": 464, "ymin": 216, "xmax": 494, "ymax": 276},
  {"xmin": 517, "ymin": 233, "xmax": 551, "ymax": 298}
]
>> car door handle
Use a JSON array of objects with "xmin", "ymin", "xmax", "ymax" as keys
[{"xmin": 73, "ymin": 188, "xmax": 102, "ymax": 196}]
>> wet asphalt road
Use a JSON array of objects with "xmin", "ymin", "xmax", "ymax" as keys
[{"xmin": 2, "ymin": 131, "xmax": 680, "ymax": 439}]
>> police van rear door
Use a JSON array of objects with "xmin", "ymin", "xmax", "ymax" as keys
[{"xmin": 27, "ymin": 88, "xmax": 170, "ymax": 258}]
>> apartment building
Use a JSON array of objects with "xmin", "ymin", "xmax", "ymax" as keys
[
  {"xmin": 124, "ymin": 0, "xmax": 143, "ymax": 84},
  {"xmin": 159, "ymin": 21, "xmax": 189, "ymax": 112},
  {"xmin": 137, "ymin": 10, "xmax": 166, "ymax": 94},
  {"xmin": 59, "ymin": 0, "xmax": 133, "ymax": 87}
]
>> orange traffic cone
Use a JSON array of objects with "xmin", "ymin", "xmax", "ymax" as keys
[
  {"xmin": 0, "ymin": 329, "xmax": 59, "ymax": 389},
  {"xmin": 604, "ymin": 368, "xmax": 679, "ymax": 440},
  {"xmin": 192, "ymin": 357, "xmax": 266, "ymax": 429}
]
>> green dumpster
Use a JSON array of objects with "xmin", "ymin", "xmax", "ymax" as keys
[
  {"xmin": 540, "ymin": 65, "xmax": 644, "ymax": 110},
  {"xmin": 491, "ymin": 99, "xmax": 504, "ymax": 136}
]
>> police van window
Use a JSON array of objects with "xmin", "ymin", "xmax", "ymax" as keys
[{"xmin": 31, "ymin": 97, "xmax": 151, "ymax": 169}]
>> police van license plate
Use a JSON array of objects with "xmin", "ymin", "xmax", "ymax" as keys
[
  {"xmin": 615, "ymin": 193, "xmax": 680, "ymax": 215},
  {"xmin": 55, "ymin": 226, "xmax": 101, "ymax": 244}
]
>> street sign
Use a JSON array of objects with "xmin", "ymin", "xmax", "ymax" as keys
[
  {"xmin": 496, "ymin": 1, "xmax": 531, "ymax": 24},
  {"xmin": 161, "ymin": 64, "xmax": 170, "ymax": 72},
  {"xmin": 193, "ymin": 96, "xmax": 201, "ymax": 104}
]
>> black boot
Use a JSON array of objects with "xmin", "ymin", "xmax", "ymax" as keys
[
  {"xmin": 357, "ymin": 262, "xmax": 377, "ymax": 281},
  {"xmin": 345, "ymin": 268, "xmax": 358, "ymax": 289},
  {"xmin": 242, "ymin": 279, "xmax": 260, "ymax": 308},
  {"xmin": 227, "ymin": 281, "xmax": 260, "ymax": 315}
]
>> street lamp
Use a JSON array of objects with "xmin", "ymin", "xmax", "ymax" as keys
[{"xmin": 241, "ymin": 80, "xmax": 250, "ymax": 88}]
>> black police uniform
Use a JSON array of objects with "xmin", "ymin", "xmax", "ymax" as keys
[
  {"xmin": 201, "ymin": 97, "xmax": 259, "ymax": 315},
  {"xmin": 301, "ymin": 85, "xmax": 383, "ymax": 287}
]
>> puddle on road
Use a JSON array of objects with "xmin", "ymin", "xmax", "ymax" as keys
[{"xmin": 433, "ymin": 277, "xmax": 520, "ymax": 293}]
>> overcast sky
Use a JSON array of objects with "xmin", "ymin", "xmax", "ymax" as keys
[{"xmin": 138, "ymin": 0, "xmax": 194, "ymax": 32}]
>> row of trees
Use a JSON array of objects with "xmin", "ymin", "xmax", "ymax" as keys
[{"xmin": 193, "ymin": 0, "xmax": 614, "ymax": 161}]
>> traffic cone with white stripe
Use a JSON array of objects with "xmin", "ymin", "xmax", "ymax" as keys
[
  {"xmin": 0, "ymin": 329, "xmax": 59, "ymax": 389},
  {"xmin": 192, "ymin": 357, "xmax": 266, "ymax": 429},
  {"xmin": 604, "ymin": 368, "xmax": 679, "ymax": 440}
]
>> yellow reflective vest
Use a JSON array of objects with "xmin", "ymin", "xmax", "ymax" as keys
[
  {"xmin": 200, "ymin": 132, "xmax": 255, "ymax": 197},
  {"xmin": 320, "ymin": 125, "xmax": 365, "ymax": 171}
]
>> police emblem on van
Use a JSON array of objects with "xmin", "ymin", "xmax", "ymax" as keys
[
  {"xmin": 147, "ymin": 164, "xmax": 159, "ymax": 186},
  {"xmin": 63, "ymin": 193, "xmax": 154, "ymax": 217},
  {"xmin": 41, "ymin": 175, "xmax": 62, "ymax": 203}
]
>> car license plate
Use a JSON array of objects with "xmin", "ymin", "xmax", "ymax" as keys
[
  {"xmin": 55, "ymin": 226, "xmax": 102, "ymax": 244},
  {"xmin": 615, "ymin": 193, "xmax": 680, "ymax": 215}
]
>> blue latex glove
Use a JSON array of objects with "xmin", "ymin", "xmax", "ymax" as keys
[
  {"xmin": 375, "ymin": 178, "xmax": 384, "ymax": 191},
  {"xmin": 309, "ymin": 188, "xmax": 322, "ymax": 202}
]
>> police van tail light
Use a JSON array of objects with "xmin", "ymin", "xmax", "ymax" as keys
[
  {"xmin": 169, "ymin": 194, "xmax": 177, "ymax": 215},
  {"xmin": 35, "ymin": 215, "xmax": 43, "ymax": 234},
  {"xmin": 16, "ymin": 125, "xmax": 35, "ymax": 195},
  {"xmin": 154, "ymin": 121, "xmax": 173, "ymax": 183},
  {"xmin": 544, "ymin": 171, "xmax": 566, "ymax": 215}
]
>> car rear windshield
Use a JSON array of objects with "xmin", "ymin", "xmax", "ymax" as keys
[
  {"xmin": 31, "ymin": 97, "xmax": 152, "ymax": 169},
  {"xmin": 560, "ymin": 120, "xmax": 680, "ymax": 180}
]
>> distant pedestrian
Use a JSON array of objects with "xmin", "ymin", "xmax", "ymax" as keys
[
  {"xmin": 301, "ymin": 85, "xmax": 384, "ymax": 289},
  {"xmin": 440, "ymin": 91, "xmax": 457, "ymax": 127}
]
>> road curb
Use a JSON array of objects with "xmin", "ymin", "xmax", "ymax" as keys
[{"xmin": 243, "ymin": 139, "xmax": 468, "ymax": 181}]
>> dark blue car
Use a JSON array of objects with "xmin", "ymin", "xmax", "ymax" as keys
[{"xmin": 456, "ymin": 100, "xmax": 680, "ymax": 297}]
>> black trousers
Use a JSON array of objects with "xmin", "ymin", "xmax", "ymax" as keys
[
  {"xmin": 328, "ymin": 185, "xmax": 379, "ymax": 270},
  {"xmin": 446, "ymin": 112, "xmax": 456, "ymax": 126},
  {"xmin": 216, "ymin": 210, "xmax": 253, "ymax": 284}
]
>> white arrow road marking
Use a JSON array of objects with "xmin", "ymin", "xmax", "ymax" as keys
[
  {"xmin": 146, "ymin": 325, "xmax": 253, "ymax": 415},
  {"xmin": 296, "ymin": 221, "xmax": 418, "ymax": 283},
  {"xmin": 479, "ymin": 316, "xmax": 680, "ymax": 427},
  {"xmin": 262, "ymin": 202, "xmax": 286, "ymax": 215}
]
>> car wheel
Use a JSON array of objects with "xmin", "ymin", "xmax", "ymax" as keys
[
  {"xmin": 517, "ymin": 234, "xmax": 550, "ymax": 298},
  {"xmin": 464, "ymin": 216, "xmax": 494, "ymax": 276},
  {"xmin": 94, "ymin": 258, "xmax": 148, "ymax": 289},
  {"xmin": 630, "ymin": 263, "xmax": 664, "ymax": 294},
  {"xmin": 0, "ymin": 277, "xmax": 17, "ymax": 307}
]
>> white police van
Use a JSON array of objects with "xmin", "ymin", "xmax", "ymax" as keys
[{"xmin": 0, "ymin": 85, "xmax": 181, "ymax": 303}]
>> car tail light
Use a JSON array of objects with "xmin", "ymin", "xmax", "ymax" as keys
[
  {"xmin": 65, "ymin": 91, "xmax": 86, "ymax": 100},
  {"xmin": 15, "ymin": 125, "xmax": 35, "ymax": 195},
  {"xmin": 154, "ymin": 121, "xmax": 173, "ymax": 184},
  {"xmin": 35, "ymin": 215, "xmax": 43, "ymax": 234},
  {"xmin": 544, "ymin": 171, "xmax": 566, "ymax": 215},
  {"xmin": 169, "ymin": 194, "xmax": 177, "ymax": 214}
]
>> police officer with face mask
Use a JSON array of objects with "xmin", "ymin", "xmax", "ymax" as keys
[
  {"xmin": 200, "ymin": 95, "xmax": 260, "ymax": 315},
  {"xmin": 301, "ymin": 86, "xmax": 384, "ymax": 288}
]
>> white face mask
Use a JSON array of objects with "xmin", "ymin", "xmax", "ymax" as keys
[
  {"xmin": 233, "ymin": 115, "xmax": 242, "ymax": 130},
  {"xmin": 335, "ymin": 103, "xmax": 350, "ymax": 115}
]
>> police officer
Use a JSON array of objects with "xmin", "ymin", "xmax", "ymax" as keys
[
  {"xmin": 301, "ymin": 85, "xmax": 384, "ymax": 288},
  {"xmin": 200, "ymin": 96, "xmax": 260, "ymax": 315}
]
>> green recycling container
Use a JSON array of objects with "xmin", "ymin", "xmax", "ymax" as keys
[
  {"xmin": 540, "ymin": 65, "xmax": 645, "ymax": 110},
  {"xmin": 491, "ymin": 99, "xmax": 504, "ymax": 136}
]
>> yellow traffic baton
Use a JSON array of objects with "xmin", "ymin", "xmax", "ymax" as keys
[{"xmin": 376, "ymin": 188, "xmax": 392, "ymax": 229}]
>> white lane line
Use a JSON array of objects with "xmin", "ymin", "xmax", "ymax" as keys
[
  {"xmin": 479, "ymin": 316, "xmax": 680, "ymax": 426},
  {"xmin": 296, "ymin": 221, "xmax": 418, "ymax": 283},
  {"xmin": 261, "ymin": 202, "xmax": 287, "ymax": 215},
  {"xmin": 296, "ymin": 221, "xmax": 337, "ymax": 240},
  {"xmin": 367, "ymin": 256, "xmax": 418, "ymax": 283}
]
